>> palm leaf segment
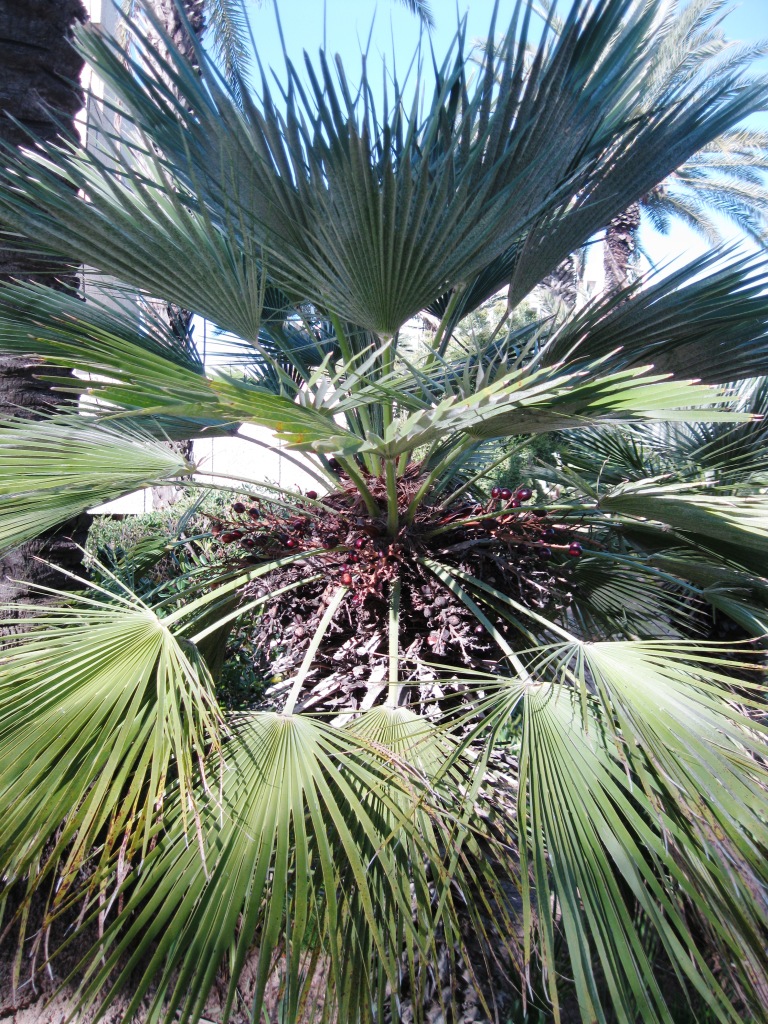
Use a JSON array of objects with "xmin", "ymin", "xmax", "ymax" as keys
[
  {"xmin": 1, "ymin": 2, "xmax": 768, "ymax": 1022},
  {"xmin": 1, "ymin": 0, "xmax": 765, "ymax": 338}
]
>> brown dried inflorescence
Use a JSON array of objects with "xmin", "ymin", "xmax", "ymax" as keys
[{"xmin": 207, "ymin": 465, "xmax": 584, "ymax": 713}]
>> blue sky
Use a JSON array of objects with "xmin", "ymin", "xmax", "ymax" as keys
[{"xmin": 243, "ymin": 1, "xmax": 768, "ymax": 85}]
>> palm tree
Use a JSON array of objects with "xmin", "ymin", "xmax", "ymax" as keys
[
  {"xmin": 0, "ymin": 0, "xmax": 92, "ymax": 613},
  {"xmin": 602, "ymin": 0, "xmax": 768, "ymax": 288},
  {"xmin": 1, "ymin": 2, "xmax": 768, "ymax": 1022}
]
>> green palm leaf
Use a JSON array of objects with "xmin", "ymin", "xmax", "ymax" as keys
[
  {"xmin": 71, "ymin": 711, "xmax": 474, "ymax": 1024},
  {"xmin": 0, "ymin": 419, "xmax": 194, "ymax": 554},
  {"xmin": 369, "ymin": 362, "xmax": 748, "ymax": 459},
  {"xmin": 461, "ymin": 636, "xmax": 768, "ymax": 1023},
  {"xmin": 2, "ymin": 0, "xmax": 765, "ymax": 338},
  {"xmin": 0, "ymin": 582, "xmax": 221, "ymax": 897},
  {"xmin": 541, "ymin": 250, "xmax": 768, "ymax": 384},
  {"xmin": 600, "ymin": 479, "xmax": 768, "ymax": 573}
]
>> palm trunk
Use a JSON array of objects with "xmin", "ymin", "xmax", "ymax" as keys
[
  {"xmin": 603, "ymin": 200, "xmax": 642, "ymax": 291},
  {"xmin": 0, "ymin": 0, "xmax": 91, "ymax": 613}
]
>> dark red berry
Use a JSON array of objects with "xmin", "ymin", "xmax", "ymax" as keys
[
  {"xmin": 349, "ymin": 553, "xmax": 360, "ymax": 563},
  {"xmin": 328, "ymin": 458, "xmax": 342, "ymax": 474},
  {"xmin": 306, "ymin": 490, "xmax": 318, "ymax": 500},
  {"xmin": 248, "ymin": 506, "xmax": 260, "ymax": 519},
  {"xmin": 232, "ymin": 501, "xmax": 246, "ymax": 514},
  {"xmin": 511, "ymin": 499, "xmax": 520, "ymax": 508},
  {"xmin": 354, "ymin": 537, "xmax": 366, "ymax": 549},
  {"xmin": 326, "ymin": 534, "xmax": 339, "ymax": 547},
  {"xmin": 500, "ymin": 487, "xmax": 512, "ymax": 501},
  {"xmin": 341, "ymin": 571, "xmax": 353, "ymax": 586},
  {"xmin": 491, "ymin": 487, "xmax": 501, "ymax": 499},
  {"xmin": 539, "ymin": 546, "xmax": 552, "ymax": 559},
  {"xmin": 533, "ymin": 508, "xmax": 547, "ymax": 518},
  {"xmin": 517, "ymin": 487, "xmax": 533, "ymax": 502},
  {"xmin": 240, "ymin": 537, "xmax": 255, "ymax": 549},
  {"xmin": 568, "ymin": 542, "xmax": 583, "ymax": 557},
  {"xmin": 221, "ymin": 532, "xmax": 240, "ymax": 543},
  {"xmin": 542, "ymin": 526, "xmax": 556, "ymax": 539},
  {"xmin": 285, "ymin": 538, "xmax": 297, "ymax": 549}
]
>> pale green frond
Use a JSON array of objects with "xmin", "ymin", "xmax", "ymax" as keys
[
  {"xmin": 0, "ymin": 287, "xmax": 362, "ymax": 455},
  {"xmin": 455, "ymin": 635, "xmax": 768, "ymax": 1023},
  {"xmin": 0, "ymin": 419, "xmax": 193, "ymax": 555},
  {"xmin": 514, "ymin": 671, "xmax": 767, "ymax": 1024},
  {"xmin": 541, "ymin": 249, "xmax": 768, "ymax": 384},
  {"xmin": 599, "ymin": 480, "xmax": 768, "ymax": 574},
  {"xmin": 204, "ymin": 0, "xmax": 252, "ymax": 100},
  {"xmin": 71, "ymin": 711, "xmax": 475, "ymax": 1024},
  {"xmin": 366, "ymin": 362, "xmax": 748, "ymax": 459},
  {"xmin": 0, "ymin": 583, "xmax": 221, "ymax": 899},
  {"xmin": 0, "ymin": 131, "xmax": 267, "ymax": 344},
  {"xmin": 1, "ymin": 0, "xmax": 765, "ymax": 338}
]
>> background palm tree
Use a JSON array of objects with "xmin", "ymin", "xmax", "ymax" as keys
[
  {"xmin": 602, "ymin": 0, "xmax": 768, "ymax": 288},
  {"xmin": 0, "ymin": 0, "xmax": 92, "ymax": 616},
  {"xmin": 1, "ymin": 2, "xmax": 768, "ymax": 1022}
]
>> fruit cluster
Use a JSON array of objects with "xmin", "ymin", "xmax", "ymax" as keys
[
  {"xmin": 210, "ymin": 476, "xmax": 589, "ymax": 712},
  {"xmin": 484, "ymin": 485, "xmax": 583, "ymax": 558},
  {"xmin": 208, "ymin": 491, "xmax": 412, "ymax": 603}
]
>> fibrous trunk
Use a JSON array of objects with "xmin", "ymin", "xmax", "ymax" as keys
[
  {"xmin": 0, "ymin": 0, "xmax": 91, "ymax": 616},
  {"xmin": 603, "ymin": 200, "xmax": 642, "ymax": 291}
]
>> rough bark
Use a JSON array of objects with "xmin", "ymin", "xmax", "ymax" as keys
[
  {"xmin": 541, "ymin": 253, "xmax": 581, "ymax": 309},
  {"xmin": 145, "ymin": 0, "xmax": 205, "ymax": 67},
  {"xmin": 0, "ymin": 0, "xmax": 91, "ymax": 613},
  {"xmin": 603, "ymin": 200, "xmax": 642, "ymax": 292}
]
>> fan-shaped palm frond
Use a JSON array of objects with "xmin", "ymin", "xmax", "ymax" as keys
[
  {"xmin": 0, "ymin": 419, "xmax": 194, "ymax": 554},
  {"xmin": 0, "ymin": 577, "xmax": 221, "ymax": 909},
  {"xmin": 463, "ymin": 636, "xmax": 768, "ymax": 1024}
]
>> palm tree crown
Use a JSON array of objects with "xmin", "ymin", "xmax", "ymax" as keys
[{"xmin": 1, "ymin": 2, "xmax": 768, "ymax": 1022}]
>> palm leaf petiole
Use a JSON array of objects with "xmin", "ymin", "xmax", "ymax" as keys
[
  {"xmin": 283, "ymin": 587, "xmax": 348, "ymax": 714},
  {"xmin": 385, "ymin": 579, "xmax": 403, "ymax": 708}
]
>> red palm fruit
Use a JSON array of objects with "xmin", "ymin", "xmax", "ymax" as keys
[
  {"xmin": 500, "ymin": 487, "xmax": 512, "ymax": 500},
  {"xmin": 568, "ymin": 542, "xmax": 583, "ymax": 557},
  {"xmin": 221, "ymin": 532, "xmax": 240, "ymax": 543},
  {"xmin": 341, "ymin": 571, "xmax": 353, "ymax": 585},
  {"xmin": 539, "ymin": 546, "xmax": 552, "ymax": 559},
  {"xmin": 248, "ymin": 506, "xmax": 260, "ymax": 519},
  {"xmin": 232, "ymin": 501, "xmax": 246, "ymax": 513},
  {"xmin": 285, "ymin": 538, "xmax": 298, "ymax": 549},
  {"xmin": 306, "ymin": 490, "xmax": 318, "ymax": 500},
  {"xmin": 511, "ymin": 499, "xmax": 520, "ymax": 508},
  {"xmin": 354, "ymin": 537, "xmax": 366, "ymax": 549},
  {"xmin": 326, "ymin": 534, "xmax": 339, "ymax": 547},
  {"xmin": 517, "ymin": 486, "xmax": 533, "ymax": 502},
  {"xmin": 491, "ymin": 486, "xmax": 501, "ymax": 499},
  {"xmin": 349, "ymin": 553, "xmax": 360, "ymax": 563},
  {"xmin": 240, "ymin": 537, "xmax": 255, "ymax": 549}
]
